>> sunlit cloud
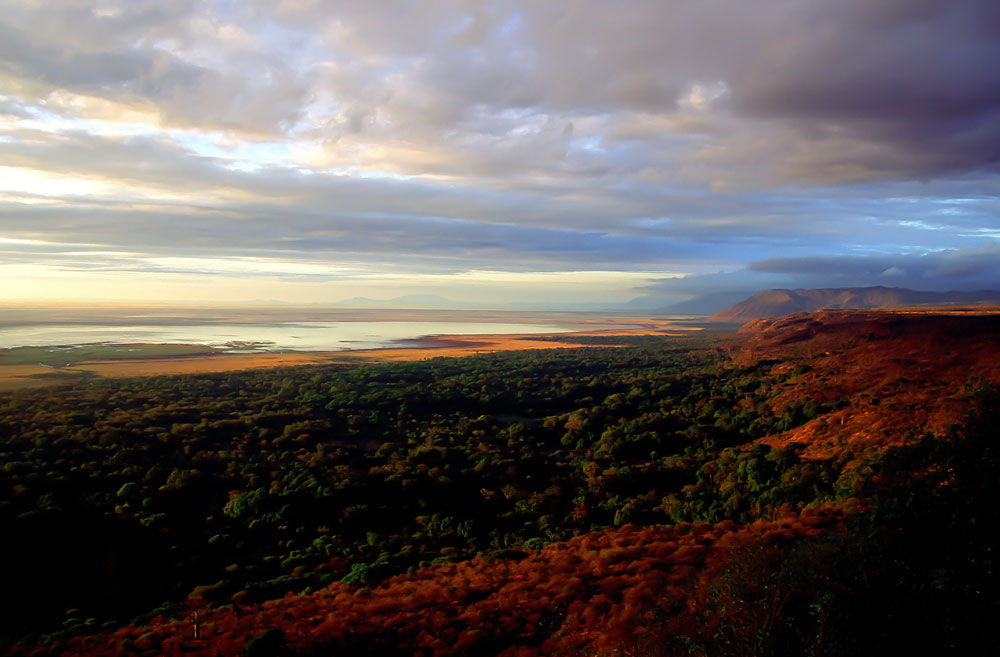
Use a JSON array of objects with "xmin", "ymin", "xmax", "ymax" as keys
[{"xmin": 0, "ymin": 1, "xmax": 998, "ymax": 307}]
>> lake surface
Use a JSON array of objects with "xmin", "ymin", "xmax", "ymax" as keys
[{"xmin": 0, "ymin": 321, "xmax": 570, "ymax": 352}]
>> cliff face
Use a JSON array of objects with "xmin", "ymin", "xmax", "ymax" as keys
[{"xmin": 709, "ymin": 286, "xmax": 1000, "ymax": 321}]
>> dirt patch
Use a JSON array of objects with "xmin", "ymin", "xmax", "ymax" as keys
[{"xmin": 72, "ymin": 352, "xmax": 337, "ymax": 377}]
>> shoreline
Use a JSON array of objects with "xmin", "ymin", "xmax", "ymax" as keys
[{"xmin": 0, "ymin": 317, "xmax": 698, "ymax": 390}]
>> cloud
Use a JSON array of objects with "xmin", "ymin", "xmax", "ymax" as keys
[
  {"xmin": 637, "ymin": 269, "xmax": 790, "ymax": 305},
  {"xmin": 641, "ymin": 243, "xmax": 1000, "ymax": 308},
  {"xmin": 6, "ymin": 1, "xmax": 1000, "ymax": 183},
  {"xmin": 270, "ymin": 0, "xmax": 1000, "ymax": 184},
  {"xmin": 0, "ymin": 1, "xmax": 310, "ymax": 136},
  {"xmin": 749, "ymin": 242, "xmax": 1000, "ymax": 290},
  {"xmin": 1, "ymin": 1, "xmax": 999, "ymax": 304},
  {"xmin": 0, "ymin": 125, "xmax": 995, "ymax": 285}
]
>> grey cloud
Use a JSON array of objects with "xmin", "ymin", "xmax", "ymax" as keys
[
  {"xmin": 637, "ymin": 243, "xmax": 1000, "ymax": 309},
  {"xmin": 638, "ymin": 269, "xmax": 786, "ymax": 299},
  {"xmin": 0, "ymin": 198, "xmax": 694, "ymax": 275},
  {"xmin": 5, "ymin": 1, "xmax": 1000, "ymax": 182},
  {"xmin": 0, "ymin": 96, "xmax": 34, "ymax": 118},
  {"xmin": 0, "ymin": 1, "xmax": 310, "ymax": 136},
  {"xmin": 731, "ymin": 1, "xmax": 1000, "ymax": 123},
  {"xmin": 2, "ymin": 0, "xmax": 1000, "ymax": 299},
  {"xmin": 719, "ymin": 1, "xmax": 1000, "ymax": 182},
  {"xmin": 0, "ymin": 128, "xmax": 795, "ymax": 235},
  {"xmin": 2, "ymin": 127, "xmax": 993, "ymax": 280},
  {"xmin": 0, "ymin": 125, "xmax": 711, "ymax": 272},
  {"xmin": 749, "ymin": 243, "xmax": 1000, "ymax": 291},
  {"xmin": 298, "ymin": 0, "xmax": 1000, "ymax": 184}
]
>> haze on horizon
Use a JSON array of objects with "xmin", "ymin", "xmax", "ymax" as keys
[{"xmin": 1, "ymin": 0, "xmax": 999, "ymax": 310}]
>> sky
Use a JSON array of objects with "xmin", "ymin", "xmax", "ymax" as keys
[{"xmin": 1, "ymin": 0, "xmax": 999, "ymax": 309}]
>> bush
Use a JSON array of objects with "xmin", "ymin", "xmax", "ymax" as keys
[{"xmin": 245, "ymin": 628, "xmax": 286, "ymax": 657}]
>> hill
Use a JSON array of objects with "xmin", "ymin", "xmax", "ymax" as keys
[{"xmin": 709, "ymin": 286, "xmax": 1000, "ymax": 321}]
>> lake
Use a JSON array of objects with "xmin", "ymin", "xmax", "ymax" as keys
[{"xmin": 0, "ymin": 320, "xmax": 571, "ymax": 352}]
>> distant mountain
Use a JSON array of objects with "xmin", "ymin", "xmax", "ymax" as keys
[
  {"xmin": 656, "ymin": 291, "xmax": 756, "ymax": 315},
  {"xmin": 614, "ymin": 292, "xmax": 755, "ymax": 314},
  {"xmin": 333, "ymin": 294, "xmax": 472, "ymax": 309},
  {"xmin": 710, "ymin": 286, "xmax": 1000, "ymax": 322},
  {"xmin": 332, "ymin": 295, "xmax": 627, "ymax": 311}
]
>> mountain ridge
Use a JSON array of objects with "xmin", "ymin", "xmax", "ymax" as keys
[{"xmin": 710, "ymin": 286, "xmax": 1000, "ymax": 321}]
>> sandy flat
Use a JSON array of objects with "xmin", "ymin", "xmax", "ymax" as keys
[
  {"xmin": 0, "ymin": 364, "xmax": 68, "ymax": 390},
  {"xmin": 335, "ymin": 321, "xmax": 695, "ymax": 362},
  {"xmin": 0, "ymin": 353, "xmax": 337, "ymax": 390},
  {"xmin": 72, "ymin": 352, "xmax": 337, "ymax": 376}
]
